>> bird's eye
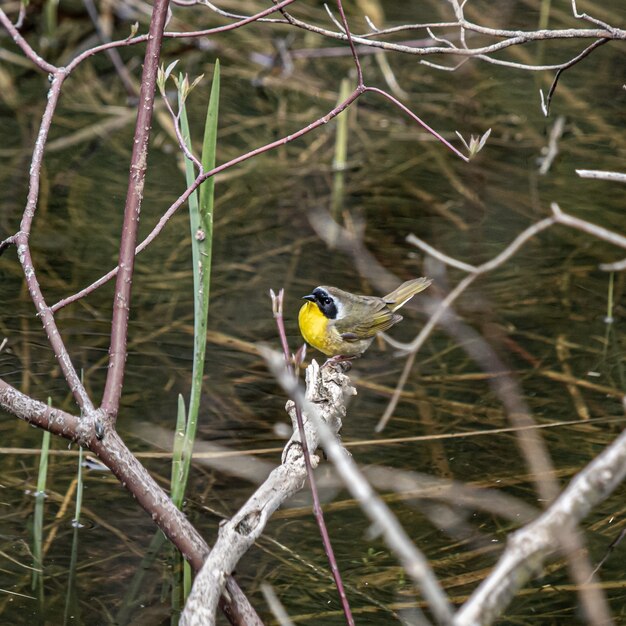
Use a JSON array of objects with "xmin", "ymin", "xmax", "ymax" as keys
[{"xmin": 322, "ymin": 296, "xmax": 332, "ymax": 305}]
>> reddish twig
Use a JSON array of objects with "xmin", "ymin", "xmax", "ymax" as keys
[
  {"xmin": 100, "ymin": 0, "xmax": 170, "ymax": 422},
  {"xmin": 540, "ymin": 38, "xmax": 609, "ymax": 116},
  {"xmin": 270, "ymin": 289, "xmax": 355, "ymax": 626},
  {"xmin": 0, "ymin": 9, "xmax": 58, "ymax": 73},
  {"xmin": 364, "ymin": 86, "xmax": 470, "ymax": 162},
  {"xmin": 62, "ymin": 0, "xmax": 299, "ymax": 73},
  {"xmin": 0, "ymin": 235, "xmax": 15, "ymax": 255},
  {"xmin": 50, "ymin": 85, "xmax": 363, "ymax": 312},
  {"xmin": 334, "ymin": 0, "xmax": 363, "ymax": 85}
]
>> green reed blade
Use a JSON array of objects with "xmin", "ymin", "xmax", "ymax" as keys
[
  {"xmin": 175, "ymin": 60, "xmax": 220, "ymax": 504},
  {"xmin": 36, "ymin": 430, "xmax": 51, "ymax": 495},
  {"xmin": 32, "ymin": 402, "xmax": 51, "ymax": 598},
  {"xmin": 32, "ymin": 493, "xmax": 44, "ymax": 601},
  {"xmin": 44, "ymin": 0, "xmax": 59, "ymax": 40},
  {"xmin": 72, "ymin": 446, "xmax": 84, "ymax": 526},
  {"xmin": 331, "ymin": 77, "xmax": 351, "ymax": 219},
  {"xmin": 170, "ymin": 394, "xmax": 187, "ymax": 508},
  {"xmin": 183, "ymin": 559, "xmax": 192, "ymax": 600},
  {"xmin": 63, "ymin": 527, "xmax": 81, "ymax": 626}
]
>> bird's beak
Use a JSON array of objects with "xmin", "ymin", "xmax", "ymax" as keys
[{"xmin": 302, "ymin": 294, "xmax": 316, "ymax": 302}]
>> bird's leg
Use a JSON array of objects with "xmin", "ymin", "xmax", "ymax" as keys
[{"xmin": 322, "ymin": 354, "xmax": 356, "ymax": 370}]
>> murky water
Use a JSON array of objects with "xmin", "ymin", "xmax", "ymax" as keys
[{"xmin": 1, "ymin": 1, "xmax": 625, "ymax": 624}]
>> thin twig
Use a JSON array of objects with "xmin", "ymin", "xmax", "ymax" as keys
[
  {"xmin": 455, "ymin": 427, "xmax": 626, "ymax": 626},
  {"xmin": 576, "ymin": 169, "xmax": 626, "ymax": 183},
  {"xmin": 385, "ymin": 217, "xmax": 556, "ymax": 354},
  {"xmin": 540, "ymin": 38, "xmax": 609, "ymax": 116},
  {"xmin": 0, "ymin": 9, "xmax": 58, "ymax": 72},
  {"xmin": 571, "ymin": 0, "xmax": 618, "ymax": 34},
  {"xmin": 238, "ymin": 7, "xmax": 624, "ymax": 63},
  {"xmin": 269, "ymin": 290, "xmax": 355, "ymax": 626},
  {"xmin": 62, "ymin": 0, "xmax": 299, "ymax": 72},
  {"xmin": 264, "ymin": 351, "xmax": 454, "ymax": 626},
  {"xmin": 364, "ymin": 87, "xmax": 470, "ymax": 162},
  {"xmin": 162, "ymin": 91, "xmax": 203, "ymax": 170},
  {"xmin": 101, "ymin": 0, "xmax": 170, "ymax": 422},
  {"xmin": 551, "ymin": 203, "xmax": 626, "ymax": 250},
  {"xmin": 334, "ymin": 0, "xmax": 363, "ymax": 85}
]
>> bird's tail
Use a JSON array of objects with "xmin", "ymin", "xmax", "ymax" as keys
[{"xmin": 384, "ymin": 277, "xmax": 432, "ymax": 312}]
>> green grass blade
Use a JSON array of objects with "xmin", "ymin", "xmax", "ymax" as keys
[
  {"xmin": 199, "ymin": 59, "xmax": 220, "ymax": 222},
  {"xmin": 32, "ymin": 494, "xmax": 44, "ymax": 600},
  {"xmin": 32, "ymin": 408, "xmax": 51, "ymax": 598},
  {"xmin": 175, "ymin": 60, "xmax": 220, "ymax": 503},
  {"xmin": 331, "ymin": 77, "xmax": 351, "ymax": 219},
  {"xmin": 183, "ymin": 559, "xmax": 192, "ymax": 600},
  {"xmin": 170, "ymin": 394, "xmax": 187, "ymax": 508},
  {"xmin": 72, "ymin": 446, "xmax": 84, "ymax": 526},
  {"xmin": 36, "ymin": 429, "xmax": 51, "ymax": 495},
  {"xmin": 63, "ymin": 527, "xmax": 81, "ymax": 626},
  {"xmin": 44, "ymin": 0, "xmax": 59, "ymax": 40}
]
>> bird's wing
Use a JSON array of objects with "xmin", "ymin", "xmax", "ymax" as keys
[{"xmin": 335, "ymin": 298, "xmax": 402, "ymax": 340}]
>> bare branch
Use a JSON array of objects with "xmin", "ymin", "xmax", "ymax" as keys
[
  {"xmin": 101, "ymin": 0, "xmax": 170, "ymax": 422},
  {"xmin": 455, "ymin": 427, "xmax": 626, "ymax": 626},
  {"xmin": 245, "ymin": 9, "xmax": 624, "ymax": 63},
  {"xmin": 181, "ymin": 356, "xmax": 354, "ymax": 625},
  {"xmin": 406, "ymin": 234, "xmax": 477, "ymax": 272},
  {"xmin": 264, "ymin": 352, "xmax": 455, "ymax": 626},
  {"xmin": 540, "ymin": 38, "xmax": 609, "ymax": 116},
  {"xmin": 0, "ymin": 9, "xmax": 58, "ymax": 73},
  {"xmin": 576, "ymin": 169, "xmax": 626, "ymax": 182},
  {"xmin": 390, "ymin": 217, "xmax": 557, "ymax": 354},
  {"xmin": 0, "ymin": 376, "xmax": 262, "ymax": 623},
  {"xmin": 63, "ymin": 0, "xmax": 298, "ymax": 72},
  {"xmin": 551, "ymin": 203, "xmax": 626, "ymax": 250},
  {"xmin": 364, "ymin": 87, "xmax": 470, "ymax": 162},
  {"xmin": 571, "ymin": 0, "xmax": 619, "ymax": 34},
  {"xmin": 334, "ymin": 0, "xmax": 364, "ymax": 85}
]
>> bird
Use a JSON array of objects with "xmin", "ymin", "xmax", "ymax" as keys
[{"xmin": 298, "ymin": 277, "xmax": 432, "ymax": 359}]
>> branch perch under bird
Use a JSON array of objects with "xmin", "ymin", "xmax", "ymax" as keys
[{"xmin": 180, "ymin": 354, "xmax": 355, "ymax": 625}]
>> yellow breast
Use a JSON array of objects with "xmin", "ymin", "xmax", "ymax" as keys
[{"xmin": 298, "ymin": 301, "xmax": 337, "ymax": 356}]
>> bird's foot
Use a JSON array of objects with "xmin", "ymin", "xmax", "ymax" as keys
[{"xmin": 322, "ymin": 354, "xmax": 357, "ymax": 371}]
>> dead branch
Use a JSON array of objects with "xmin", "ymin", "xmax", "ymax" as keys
[
  {"xmin": 264, "ymin": 352, "xmax": 456, "ymax": 626},
  {"xmin": 206, "ymin": 1, "xmax": 626, "ymax": 68},
  {"xmin": 455, "ymin": 427, "xmax": 626, "ymax": 626},
  {"xmin": 0, "ymin": 376, "xmax": 261, "ymax": 624},
  {"xmin": 180, "ymin": 358, "xmax": 354, "ymax": 625}
]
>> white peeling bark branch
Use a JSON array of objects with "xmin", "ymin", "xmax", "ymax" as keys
[
  {"xmin": 264, "ymin": 353, "xmax": 455, "ymax": 626},
  {"xmin": 180, "ymin": 359, "xmax": 354, "ymax": 625},
  {"xmin": 455, "ymin": 427, "xmax": 626, "ymax": 626}
]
